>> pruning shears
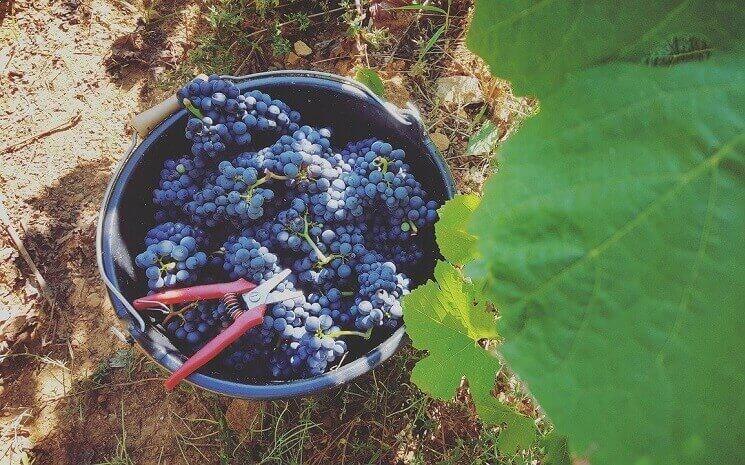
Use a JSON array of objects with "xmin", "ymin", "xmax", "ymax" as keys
[{"xmin": 133, "ymin": 268, "xmax": 302, "ymax": 390}]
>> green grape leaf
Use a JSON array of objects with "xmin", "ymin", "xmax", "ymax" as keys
[
  {"xmin": 468, "ymin": 50, "xmax": 745, "ymax": 465},
  {"xmin": 403, "ymin": 261, "xmax": 536, "ymax": 454},
  {"xmin": 645, "ymin": 36, "xmax": 713, "ymax": 67},
  {"xmin": 466, "ymin": 0, "xmax": 745, "ymax": 96},
  {"xmin": 435, "ymin": 194, "xmax": 481, "ymax": 265},
  {"xmin": 354, "ymin": 67, "xmax": 385, "ymax": 98}
]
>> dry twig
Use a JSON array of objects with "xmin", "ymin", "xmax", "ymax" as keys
[
  {"xmin": 0, "ymin": 192, "xmax": 56, "ymax": 308},
  {"xmin": 1, "ymin": 112, "xmax": 82, "ymax": 154}
]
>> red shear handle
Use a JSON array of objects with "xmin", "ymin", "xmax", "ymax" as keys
[
  {"xmin": 133, "ymin": 279, "xmax": 256, "ymax": 310},
  {"xmin": 164, "ymin": 305, "xmax": 266, "ymax": 390}
]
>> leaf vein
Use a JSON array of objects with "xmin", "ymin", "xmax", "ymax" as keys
[
  {"xmin": 615, "ymin": 0, "xmax": 693, "ymax": 58},
  {"xmin": 657, "ymin": 159, "xmax": 720, "ymax": 364},
  {"xmin": 552, "ymin": 81, "xmax": 741, "ymax": 143},
  {"xmin": 510, "ymin": 138, "xmax": 736, "ymax": 310}
]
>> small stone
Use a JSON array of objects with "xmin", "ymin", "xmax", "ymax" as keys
[
  {"xmin": 285, "ymin": 52, "xmax": 301, "ymax": 66},
  {"xmin": 293, "ymin": 40, "xmax": 312, "ymax": 57},
  {"xmin": 0, "ymin": 248, "xmax": 15, "ymax": 261},
  {"xmin": 435, "ymin": 75, "xmax": 484, "ymax": 107},
  {"xmin": 23, "ymin": 281, "xmax": 39, "ymax": 299},
  {"xmin": 86, "ymin": 293, "xmax": 103, "ymax": 308},
  {"xmin": 430, "ymin": 132, "xmax": 450, "ymax": 151}
]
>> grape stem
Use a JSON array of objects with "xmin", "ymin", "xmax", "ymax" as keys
[
  {"xmin": 182, "ymin": 98, "xmax": 204, "ymax": 119},
  {"xmin": 300, "ymin": 215, "xmax": 332, "ymax": 264},
  {"xmin": 263, "ymin": 170, "xmax": 290, "ymax": 181},
  {"xmin": 406, "ymin": 220, "xmax": 418, "ymax": 235},
  {"xmin": 325, "ymin": 328, "xmax": 373, "ymax": 339},
  {"xmin": 372, "ymin": 156, "xmax": 389, "ymax": 173},
  {"xmin": 240, "ymin": 174, "xmax": 272, "ymax": 202},
  {"xmin": 157, "ymin": 258, "xmax": 177, "ymax": 276},
  {"xmin": 313, "ymin": 253, "xmax": 343, "ymax": 270},
  {"xmin": 162, "ymin": 300, "xmax": 200, "ymax": 324}
]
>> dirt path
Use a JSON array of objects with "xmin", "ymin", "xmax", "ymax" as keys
[{"xmin": 0, "ymin": 1, "xmax": 200, "ymax": 462}]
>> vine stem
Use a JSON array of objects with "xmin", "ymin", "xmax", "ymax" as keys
[
  {"xmin": 263, "ymin": 170, "xmax": 290, "ymax": 181},
  {"xmin": 240, "ymin": 173, "xmax": 274, "ymax": 202},
  {"xmin": 182, "ymin": 98, "xmax": 203, "ymax": 118},
  {"xmin": 408, "ymin": 220, "xmax": 419, "ymax": 235},
  {"xmin": 301, "ymin": 215, "xmax": 331, "ymax": 264},
  {"xmin": 373, "ymin": 156, "xmax": 390, "ymax": 173},
  {"xmin": 326, "ymin": 328, "xmax": 373, "ymax": 339}
]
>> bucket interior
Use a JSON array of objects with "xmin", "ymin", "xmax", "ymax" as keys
[{"xmin": 101, "ymin": 72, "xmax": 455, "ymax": 396}]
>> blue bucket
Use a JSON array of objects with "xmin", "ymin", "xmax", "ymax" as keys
[{"xmin": 97, "ymin": 71, "xmax": 456, "ymax": 399}]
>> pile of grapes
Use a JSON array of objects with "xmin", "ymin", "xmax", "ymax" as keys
[{"xmin": 134, "ymin": 75, "xmax": 440, "ymax": 381}]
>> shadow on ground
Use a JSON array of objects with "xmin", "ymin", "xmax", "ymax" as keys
[{"xmin": 104, "ymin": 0, "xmax": 195, "ymax": 95}]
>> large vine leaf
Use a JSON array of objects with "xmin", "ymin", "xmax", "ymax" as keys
[
  {"xmin": 466, "ymin": 0, "xmax": 745, "ymax": 96},
  {"xmin": 468, "ymin": 49, "xmax": 745, "ymax": 465},
  {"xmin": 403, "ymin": 261, "xmax": 536, "ymax": 454},
  {"xmin": 435, "ymin": 194, "xmax": 481, "ymax": 265}
]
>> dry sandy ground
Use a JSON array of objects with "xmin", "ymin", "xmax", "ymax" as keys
[{"xmin": 0, "ymin": 1, "xmax": 210, "ymax": 463}]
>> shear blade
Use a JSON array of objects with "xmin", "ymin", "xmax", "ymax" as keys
[{"xmin": 265, "ymin": 290, "xmax": 304, "ymax": 305}]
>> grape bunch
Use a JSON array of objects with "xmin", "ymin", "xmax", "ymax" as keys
[
  {"xmin": 135, "ymin": 79, "xmax": 442, "ymax": 381},
  {"xmin": 178, "ymin": 75, "xmax": 302, "ymax": 159},
  {"xmin": 351, "ymin": 260, "xmax": 408, "ymax": 330},
  {"xmin": 153, "ymin": 156, "xmax": 208, "ymax": 222},
  {"xmin": 222, "ymin": 235, "xmax": 279, "ymax": 282},
  {"xmin": 136, "ymin": 222, "xmax": 209, "ymax": 290},
  {"xmin": 165, "ymin": 301, "xmax": 232, "ymax": 346}
]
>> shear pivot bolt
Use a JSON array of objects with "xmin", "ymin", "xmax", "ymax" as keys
[{"xmin": 247, "ymin": 292, "xmax": 260, "ymax": 303}]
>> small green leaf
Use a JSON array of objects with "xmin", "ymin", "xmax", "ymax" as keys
[
  {"xmin": 466, "ymin": 120, "xmax": 500, "ymax": 157},
  {"xmin": 418, "ymin": 24, "xmax": 446, "ymax": 62},
  {"xmin": 403, "ymin": 261, "xmax": 536, "ymax": 452},
  {"xmin": 435, "ymin": 194, "xmax": 480, "ymax": 265},
  {"xmin": 354, "ymin": 68, "xmax": 385, "ymax": 98}
]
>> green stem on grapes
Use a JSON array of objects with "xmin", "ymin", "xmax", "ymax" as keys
[
  {"xmin": 300, "ymin": 215, "xmax": 332, "ymax": 264},
  {"xmin": 263, "ymin": 170, "xmax": 290, "ymax": 181},
  {"xmin": 156, "ymin": 258, "xmax": 177, "ymax": 276},
  {"xmin": 341, "ymin": 291, "xmax": 355, "ymax": 297},
  {"xmin": 313, "ymin": 253, "xmax": 343, "ymax": 269},
  {"xmin": 373, "ymin": 156, "xmax": 389, "ymax": 174},
  {"xmin": 405, "ymin": 220, "xmax": 419, "ymax": 235},
  {"xmin": 325, "ymin": 328, "xmax": 373, "ymax": 339},
  {"xmin": 182, "ymin": 98, "xmax": 203, "ymax": 119},
  {"xmin": 240, "ymin": 175, "xmax": 272, "ymax": 203}
]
